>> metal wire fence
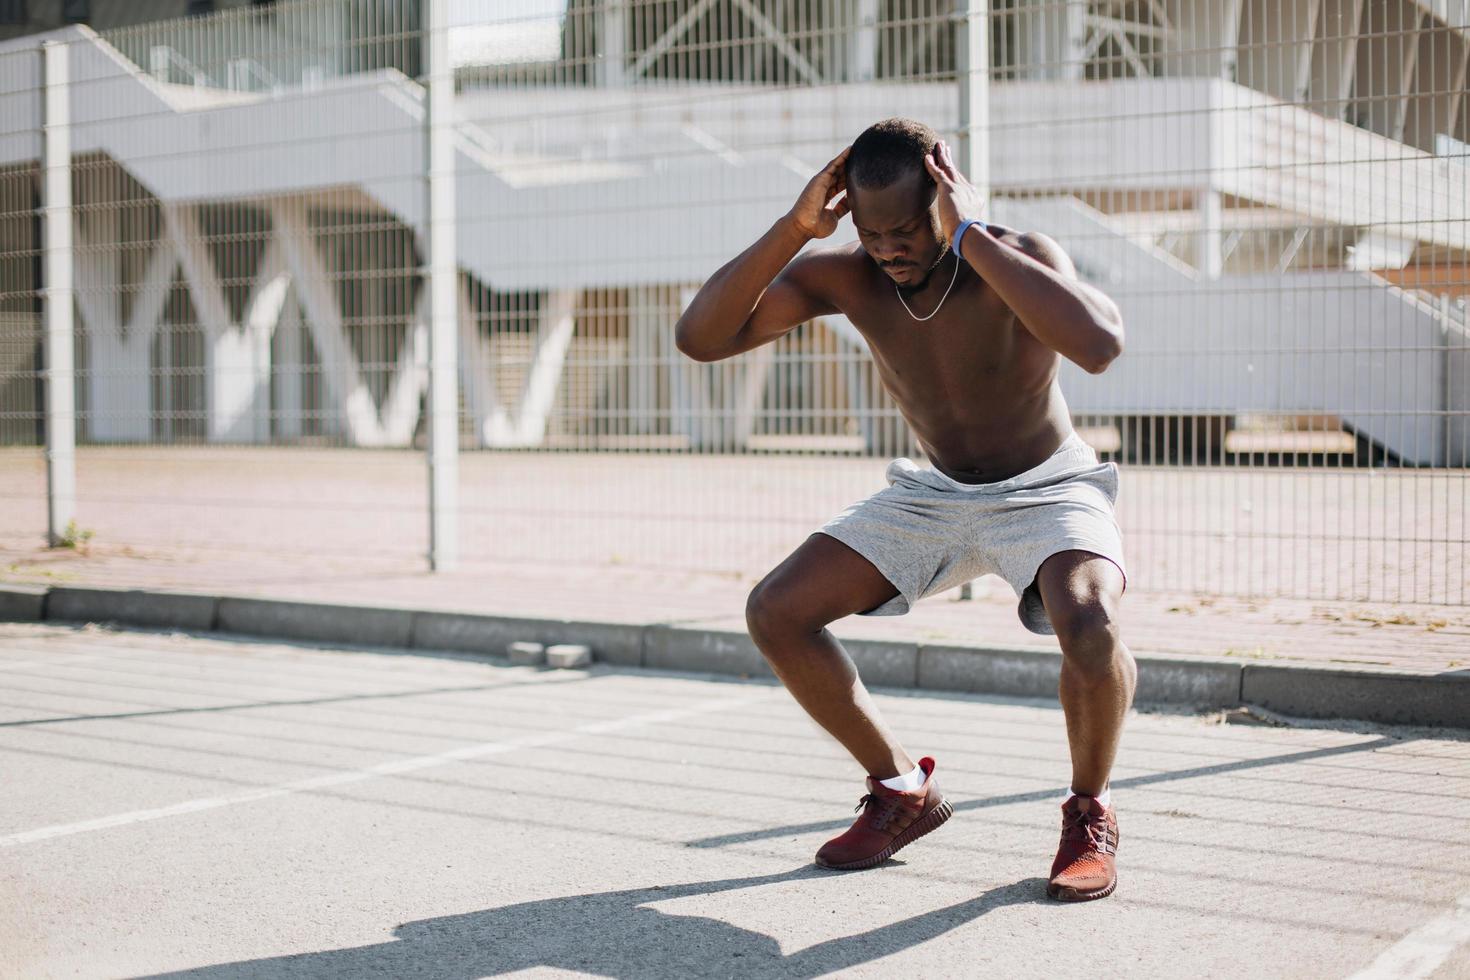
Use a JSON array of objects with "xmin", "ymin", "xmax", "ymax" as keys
[{"xmin": 0, "ymin": 0, "xmax": 1465, "ymax": 606}]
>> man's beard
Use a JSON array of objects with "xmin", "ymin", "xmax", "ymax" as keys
[{"xmin": 895, "ymin": 246, "xmax": 953, "ymax": 295}]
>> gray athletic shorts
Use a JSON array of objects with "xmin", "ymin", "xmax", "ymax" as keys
[{"xmin": 818, "ymin": 433, "xmax": 1127, "ymax": 635}]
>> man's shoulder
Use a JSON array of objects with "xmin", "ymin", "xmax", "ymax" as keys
[
  {"xmin": 987, "ymin": 226, "xmax": 1075, "ymax": 275},
  {"xmin": 785, "ymin": 241, "xmax": 868, "ymax": 290},
  {"xmin": 794, "ymin": 240, "xmax": 867, "ymax": 270}
]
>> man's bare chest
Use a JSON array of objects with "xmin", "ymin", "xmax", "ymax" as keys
[{"xmin": 844, "ymin": 287, "xmax": 1029, "ymax": 388}]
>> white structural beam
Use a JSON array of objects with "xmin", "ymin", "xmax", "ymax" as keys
[
  {"xmin": 956, "ymin": 0, "xmax": 991, "ymax": 203},
  {"xmin": 598, "ymin": 0, "xmax": 626, "ymax": 87},
  {"xmin": 1391, "ymin": 9, "xmax": 1430, "ymax": 143},
  {"xmin": 846, "ymin": 0, "xmax": 878, "ymax": 82},
  {"xmin": 74, "ymin": 209, "xmax": 167, "ymax": 443},
  {"xmin": 425, "ymin": 0, "xmax": 459, "ymax": 570},
  {"xmin": 729, "ymin": 0, "xmax": 822, "ymax": 85},
  {"xmin": 1405, "ymin": 22, "xmax": 1470, "ymax": 150},
  {"xmin": 1296, "ymin": 0, "xmax": 1325, "ymax": 100},
  {"xmin": 41, "ymin": 39, "xmax": 76, "ymax": 546},
  {"xmin": 485, "ymin": 290, "xmax": 576, "ymax": 448},
  {"xmin": 239, "ymin": 238, "xmax": 289, "ymax": 443},
  {"xmin": 629, "ymin": 0, "xmax": 718, "ymax": 80},
  {"xmin": 455, "ymin": 279, "xmax": 497, "ymax": 442},
  {"xmin": 164, "ymin": 203, "xmax": 266, "ymax": 444},
  {"xmin": 380, "ymin": 292, "xmax": 430, "ymax": 447},
  {"xmin": 1356, "ymin": 1, "xmax": 1424, "ymax": 137},
  {"xmin": 271, "ymin": 201, "xmax": 386, "ymax": 446},
  {"xmin": 1310, "ymin": 0, "xmax": 1367, "ymax": 118}
]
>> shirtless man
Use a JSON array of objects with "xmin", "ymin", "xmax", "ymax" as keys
[{"xmin": 674, "ymin": 118, "xmax": 1136, "ymax": 902}]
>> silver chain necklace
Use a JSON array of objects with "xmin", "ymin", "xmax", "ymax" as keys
[{"xmin": 894, "ymin": 253, "xmax": 961, "ymax": 322}]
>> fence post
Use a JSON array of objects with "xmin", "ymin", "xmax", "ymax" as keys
[
  {"xmin": 599, "ymin": 0, "xmax": 625, "ymax": 87},
  {"xmin": 41, "ymin": 40, "xmax": 76, "ymax": 547},
  {"xmin": 956, "ymin": 0, "xmax": 990, "ymax": 211},
  {"xmin": 424, "ymin": 0, "xmax": 459, "ymax": 571}
]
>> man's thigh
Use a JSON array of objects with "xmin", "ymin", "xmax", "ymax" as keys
[{"xmin": 750, "ymin": 533, "xmax": 901, "ymax": 626}]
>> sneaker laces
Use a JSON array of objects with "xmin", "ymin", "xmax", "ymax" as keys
[
  {"xmin": 854, "ymin": 793, "xmax": 905, "ymax": 831},
  {"xmin": 1062, "ymin": 805, "xmax": 1113, "ymax": 854}
]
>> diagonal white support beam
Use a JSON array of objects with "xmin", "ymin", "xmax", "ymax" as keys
[
  {"xmin": 1334, "ymin": 0, "xmax": 1367, "ymax": 116},
  {"xmin": 126, "ymin": 241, "xmax": 176, "ymax": 348},
  {"xmin": 163, "ymin": 204, "xmax": 232, "ymax": 341},
  {"xmin": 379, "ymin": 289, "xmax": 430, "ymax": 447},
  {"xmin": 1295, "ymin": 0, "xmax": 1324, "ymax": 100},
  {"xmin": 1108, "ymin": 27, "xmax": 1153, "ymax": 77},
  {"xmin": 457, "ymin": 278, "xmax": 515, "ymax": 447},
  {"xmin": 270, "ymin": 201, "xmax": 386, "ymax": 446},
  {"xmin": 164, "ymin": 203, "xmax": 256, "ymax": 443},
  {"xmin": 1141, "ymin": 0, "xmax": 1172, "ymax": 29},
  {"xmin": 1275, "ymin": 226, "xmax": 1311, "ymax": 273},
  {"xmin": 1391, "ymin": 11, "xmax": 1429, "ymax": 142},
  {"xmin": 166, "ymin": 205, "xmax": 293, "ymax": 444},
  {"xmin": 629, "ymin": 0, "xmax": 719, "ymax": 79},
  {"xmin": 75, "ymin": 210, "xmax": 170, "ymax": 443},
  {"xmin": 730, "ymin": 0, "xmax": 823, "ymax": 85},
  {"xmin": 241, "ymin": 238, "xmax": 289, "ymax": 443},
  {"xmin": 485, "ymin": 289, "xmax": 577, "ymax": 448}
]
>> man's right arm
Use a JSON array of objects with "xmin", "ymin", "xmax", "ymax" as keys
[
  {"xmin": 674, "ymin": 221, "xmax": 842, "ymax": 362},
  {"xmin": 675, "ymin": 149, "xmax": 851, "ymax": 363}
]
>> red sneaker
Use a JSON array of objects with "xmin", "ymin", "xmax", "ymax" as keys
[
  {"xmin": 815, "ymin": 757, "xmax": 953, "ymax": 870},
  {"xmin": 1047, "ymin": 794, "xmax": 1119, "ymax": 901}
]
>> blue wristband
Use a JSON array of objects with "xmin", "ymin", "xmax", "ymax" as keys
[{"xmin": 952, "ymin": 218, "xmax": 988, "ymax": 260}]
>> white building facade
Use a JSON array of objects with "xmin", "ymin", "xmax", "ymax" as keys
[{"xmin": 0, "ymin": 0, "xmax": 1466, "ymax": 464}]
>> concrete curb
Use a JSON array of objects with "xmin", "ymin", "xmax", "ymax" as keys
[
  {"xmin": 3, "ymin": 585, "xmax": 1465, "ymax": 728},
  {"xmin": 1241, "ymin": 663, "xmax": 1470, "ymax": 729},
  {"xmin": 47, "ymin": 586, "xmax": 218, "ymax": 632},
  {"xmin": 0, "ymin": 584, "xmax": 47, "ymax": 622}
]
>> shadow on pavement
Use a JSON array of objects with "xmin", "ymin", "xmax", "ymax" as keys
[
  {"xmin": 142, "ymin": 869, "xmax": 1049, "ymax": 979},
  {"xmin": 686, "ymin": 735, "xmax": 1401, "ymax": 849}
]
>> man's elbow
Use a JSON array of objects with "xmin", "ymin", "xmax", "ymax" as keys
[
  {"xmin": 1080, "ymin": 325, "xmax": 1124, "ymax": 375},
  {"xmin": 674, "ymin": 319, "xmax": 715, "ymax": 362}
]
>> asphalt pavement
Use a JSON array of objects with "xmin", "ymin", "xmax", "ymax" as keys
[{"xmin": 2, "ymin": 622, "xmax": 1468, "ymax": 979}]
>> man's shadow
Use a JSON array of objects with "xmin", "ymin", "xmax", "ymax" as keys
[{"xmin": 146, "ymin": 869, "xmax": 1048, "ymax": 979}]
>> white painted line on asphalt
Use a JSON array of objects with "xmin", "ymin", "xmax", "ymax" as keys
[
  {"xmin": 0, "ymin": 686, "xmax": 773, "ymax": 848},
  {"xmin": 1345, "ymin": 892, "xmax": 1470, "ymax": 980}
]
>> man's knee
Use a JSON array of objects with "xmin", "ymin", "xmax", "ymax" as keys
[
  {"xmin": 1051, "ymin": 595, "xmax": 1122, "ymax": 680},
  {"xmin": 747, "ymin": 579, "xmax": 799, "ymax": 644},
  {"xmin": 747, "ymin": 574, "xmax": 833, "ymax": 644}
]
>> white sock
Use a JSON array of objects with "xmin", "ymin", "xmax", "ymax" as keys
[
  {"xmin": 878, "ymin": 764, "xmax": 926, "ymax": 792},
  {"xmin": 1068, "ymin": 786, "xmax": 1112, "ymax": 808}
]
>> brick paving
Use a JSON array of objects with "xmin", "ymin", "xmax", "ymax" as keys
[{"xmin": 1, "ymin": 447, "xmax": 1466, "ymax": 674}]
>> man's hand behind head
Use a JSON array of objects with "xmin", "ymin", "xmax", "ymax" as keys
[{"xmin": 787, "ymin": 147, "xmax": 852, "ymax": 240}]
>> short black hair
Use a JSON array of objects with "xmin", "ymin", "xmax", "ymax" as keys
[{"xmin": 847, "ymin": 118, "xmax": 939, "ymax": 190}]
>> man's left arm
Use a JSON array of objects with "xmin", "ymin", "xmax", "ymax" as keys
[
  {"xmin": 925, "ymin": 141, "xmax": 1124, "ymax": 374},
  {"xmin": 964, "ymin": 227, "xmax": 1124, "ymax": 374}
]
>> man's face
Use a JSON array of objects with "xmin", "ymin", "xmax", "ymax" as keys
[{"xmin": 846, "ymin": 169, "xmax": 947, "ymax": 289}]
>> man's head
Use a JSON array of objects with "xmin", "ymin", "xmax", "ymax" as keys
[{"xmin": 845, "ymin": 118, "xmax": 947, "ymax": 288}]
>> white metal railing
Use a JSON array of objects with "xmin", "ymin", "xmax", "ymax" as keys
[
  {"xmin": 0, "ymin": 0, "xmax": 1464, "ymax": 606},
  {"xmin": 148, "ymin": 45, "xmax": 209, "ymax": 87}
]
